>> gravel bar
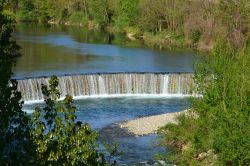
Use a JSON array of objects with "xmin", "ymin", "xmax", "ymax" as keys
[{"xmin": 118, "ymin": 110, "xmax": 188, "ymax": 136}]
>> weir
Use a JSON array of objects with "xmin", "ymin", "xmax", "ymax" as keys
[{"xmin": 17, "ymin": 73, "xmax": 194, "ymax": 102}]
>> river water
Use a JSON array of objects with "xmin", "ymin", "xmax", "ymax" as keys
[
  {"xmin": 13, "ymin": 24, "xmax": 194, "ymax": 78},
  {"xmin": 15, "ymin": 24, "xmax": 194, "ymax": 165},
  {"xmin": 23, "ymin": 97, "xmax": 190, "ymax": 164}
]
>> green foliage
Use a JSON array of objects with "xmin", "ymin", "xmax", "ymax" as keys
[
  {"xmin": 137, "ymin": 0, "xmax": 184, "ymax": 33},
  {"xmin": 0, "ymin": 0, "xmax": 32, "ymax": 164},
  {"xmin": 104, "ymin": 142, "xmax": 123, "ymax": 163},
  {"xmin": 158, "ymin": 113, "xmax": 200, "ymax": 165},
  {"xmin": 16, "ymin": 10, "xmax": 36, "ymax": 22},
  {"xmin": 191, "ymin": 31, "xmax": 202, "ymax": 44},
  {"xmin": 31, "ymin": 76, "xmax": 106, "ymax": 165},
  {"xmin": 1, "ymin": 2, "xmax": 120, "ymax": 165},
  {"xmin": 87, "ymin": 0, "xmax": 111, "ymax": 28},
  {"xmin": 219, "ymin": 0, "xmax": 250, "ymax": 48},
  {"xmin": 36, "ymin": 0, "xmax": 51, "ymax": 23},
  {"xmin": 69, "ymin": 12, "xmax": 88, "ymax": 26},
  {"xmin": 160, "ymin": 40, "xmax": 250, "ymax": 165},
  {"xmin": 115, "ymin": 0, "xmax": 138, "ymax": 29},
  {"xmin": 9, "ymin": 0, "xmax": 250, "ymax": 50},
  {"xmin": 15, "ymin": 0, "xmax": 37, "ymax": 22}
]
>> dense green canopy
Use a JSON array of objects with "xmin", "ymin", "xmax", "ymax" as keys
[{"xmin": 10, "ymin": 0, "xmax": 250, "ymax": 49}]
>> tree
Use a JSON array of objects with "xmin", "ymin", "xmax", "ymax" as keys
[
  {"xmin": 16, "ymin": 0, "xmax": 37, "ymax": 22},
  {"xmin": 0, "ymin": 0, "xmax": 32, "ymax": 164},
  {"xmin": 137, "ymin": 0, "xmax": 184, "ymax": 33},
  {"xmin": 7, "ymin": 0, "xmax": 19, "ymax": 13},
  {"xmin": 31, "ymin": 76, "xmax": 107, "ymax": 165},
  {"xmin": 35, "ymin": 0, "xmax": 51, "ymax": 23},
  {"xmin": 88, "ymin": 0, "xmax": 115, "ymax": 28},
  {"xmin": 115, "ymin": 0, "xmax": 138, "ymax": 28},
  {"xmin": 1, "ymin": 1, "xmax": 120, "ymax": 165},
  {"xmin": 184, "ymin": 0, "xmax": 218, "ymax": 47},
  {"xmin": 219, "ymin": 0, "xmax": 250, "ymax": 48}
]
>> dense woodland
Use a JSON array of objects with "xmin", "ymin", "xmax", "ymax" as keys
[
  {"xmin": 0, "ymin": 0, "xmax": 250, "ymax": 165},
  {"xmin": 7, "ymin": 0, "xmax": 250, "ymax": 50}
]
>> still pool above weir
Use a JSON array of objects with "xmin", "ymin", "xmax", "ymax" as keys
[{"xmin": 13, "ymin": 24, "xmax": 195, "ymax": 78}]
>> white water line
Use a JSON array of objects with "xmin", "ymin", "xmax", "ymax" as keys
[{"xmin": 23, "ymin": 93, "xmax": 202, "ymax": 105}]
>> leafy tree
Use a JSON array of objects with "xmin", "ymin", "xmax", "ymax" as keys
[
  {"xmin": 184, "ymin": 0, "xmax": 218, "ymax": 47},
  {"xmin": 219, "ymin": 0, "xmax": 250, "ymax": 48},
  {"xmin": 8, "ymin": 0, "xmax": 250, "ymax": 50},
  {"xmin": 31, "ymin": 76, "xmax": 107, "ymax": 165},
  {"xmin": 137, "ymin": 0, "xmax": 184, "ymax": 33},
  {"xmin": 115, "ymin": 0, "xmax": 138, "ymax": 28},
  {"xmin": 0, "ymin": 0, "xmax": 32, "ymax": 164},
  {"xmin": 88, "ymin": 0, "xmax": 109, "ymax": 27},
  {"xmin": 7, "ymin": 0, "xmax": 19, "ymax": 13},
  {"xmin": 16, "ymin": 0, "xmax": 37, "ymax": 22},
  {"xmin": 35, "ymin": 0, "xmax": 51, "ymax": 23},
  {"xmin": 1, "ymin": 1, "xmax": 119, "ymax": 165}
]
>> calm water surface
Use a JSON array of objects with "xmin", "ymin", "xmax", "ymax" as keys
[{"xmin": 13, "ymin": 24, "xmax": 195, "ymax": 78}]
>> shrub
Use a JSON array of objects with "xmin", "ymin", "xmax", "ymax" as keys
[
  {"xmin": 159, "ymin": 40, "xmax": 250, "ymax": 165},
  {"xmin": 191, "ymin": 30, "xmax": 202, "ymax": 44},
  {"xmin": 16, "ymin": 10, "xmax": 38, "ymax": 22},
  {"xmin": 30, "ymin": 76, "xmax": 106, "ymax": 165},
  {"xmin": 0, "ymin": 1, "xmax": 32, "ymax": 164},
  {"xmin": 69, "ymin": 12, "xmax": 88, "ymax": 26}
]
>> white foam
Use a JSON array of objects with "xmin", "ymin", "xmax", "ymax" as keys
[
  {"xmin": 23, "ymin": 93, "xmax": 198, "ymax": 105},
  {"xmin": 18, "ymin": 73, "xmax": 195, "ymax": 102},
  {"xmin": 23, "ymin": 109, "xmax": 35, "ymax": 114}
]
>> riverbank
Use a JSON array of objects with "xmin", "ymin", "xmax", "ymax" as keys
[{"xmin": 118, "ymin": 110, "xmax": 188, "ymax": 136}]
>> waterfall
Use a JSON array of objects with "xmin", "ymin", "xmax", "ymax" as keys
[{"xmin": 17, "ymin": 73, "xmax": 194, "ymax": 102}]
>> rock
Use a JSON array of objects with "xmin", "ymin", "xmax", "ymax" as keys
[
  {"xmin": 127, "ymin": 33, "xmax": 136, "ymax": 40},
  {"xmin": 197, "ymin": 150, "xmax": 214, "ymax": 161},
  {"xmin": 146, "ymin": 159, "xmax": 155, "ymax": 165},
  {"xmin": 197, "ymin": 152, "xmax": 208, "ymax": 161},
  {"xmin": 157, "ymin": 160, "xmax": 167, "ymax": 165}
]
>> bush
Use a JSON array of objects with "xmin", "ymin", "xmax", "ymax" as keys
[
  {"xmin": 159, "ymin": 39, "xmax": 250, "ymax": 165},
  {"xmin": 69, "ymin": 12, "xmax": 88, "ymax": 26},
  {"xmin": 193, "ymin": 40, "xmax": 250, "ymax": 165},
  {"xmin": 0, "ymin": 1, "xmax": 32, "ymax": 164},
  {"xmin": 30, "ymin": 76, "xmax": 106, "ymax": 165},
  {"xmin": 16, "ymin": 10, "xmax": 38, "ymax": 22},
  {"xmin": 191, "ymin": 30, "xmax": 202, "ymax": 44}
]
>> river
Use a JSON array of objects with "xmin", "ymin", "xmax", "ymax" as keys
[
  {"xmin": 15, "ymin": 24, "xmax": 194, "ymax": 165},
  {"xmin": 13, "ymin": 24, "xmax": 194, "ymax": 78}
]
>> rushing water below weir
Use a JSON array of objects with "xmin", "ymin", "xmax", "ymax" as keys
[
  {"xmin": 23, "ymin": 97, "xmax": 190, "ymax": 164},
  {"xmin": 13, "ymin": 24, "xmax": 195, "ymax": 78}
]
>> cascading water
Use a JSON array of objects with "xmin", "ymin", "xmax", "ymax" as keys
[{"xmin": 17, "ymin": 73, "xmax": 194, "ymax": 102}]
